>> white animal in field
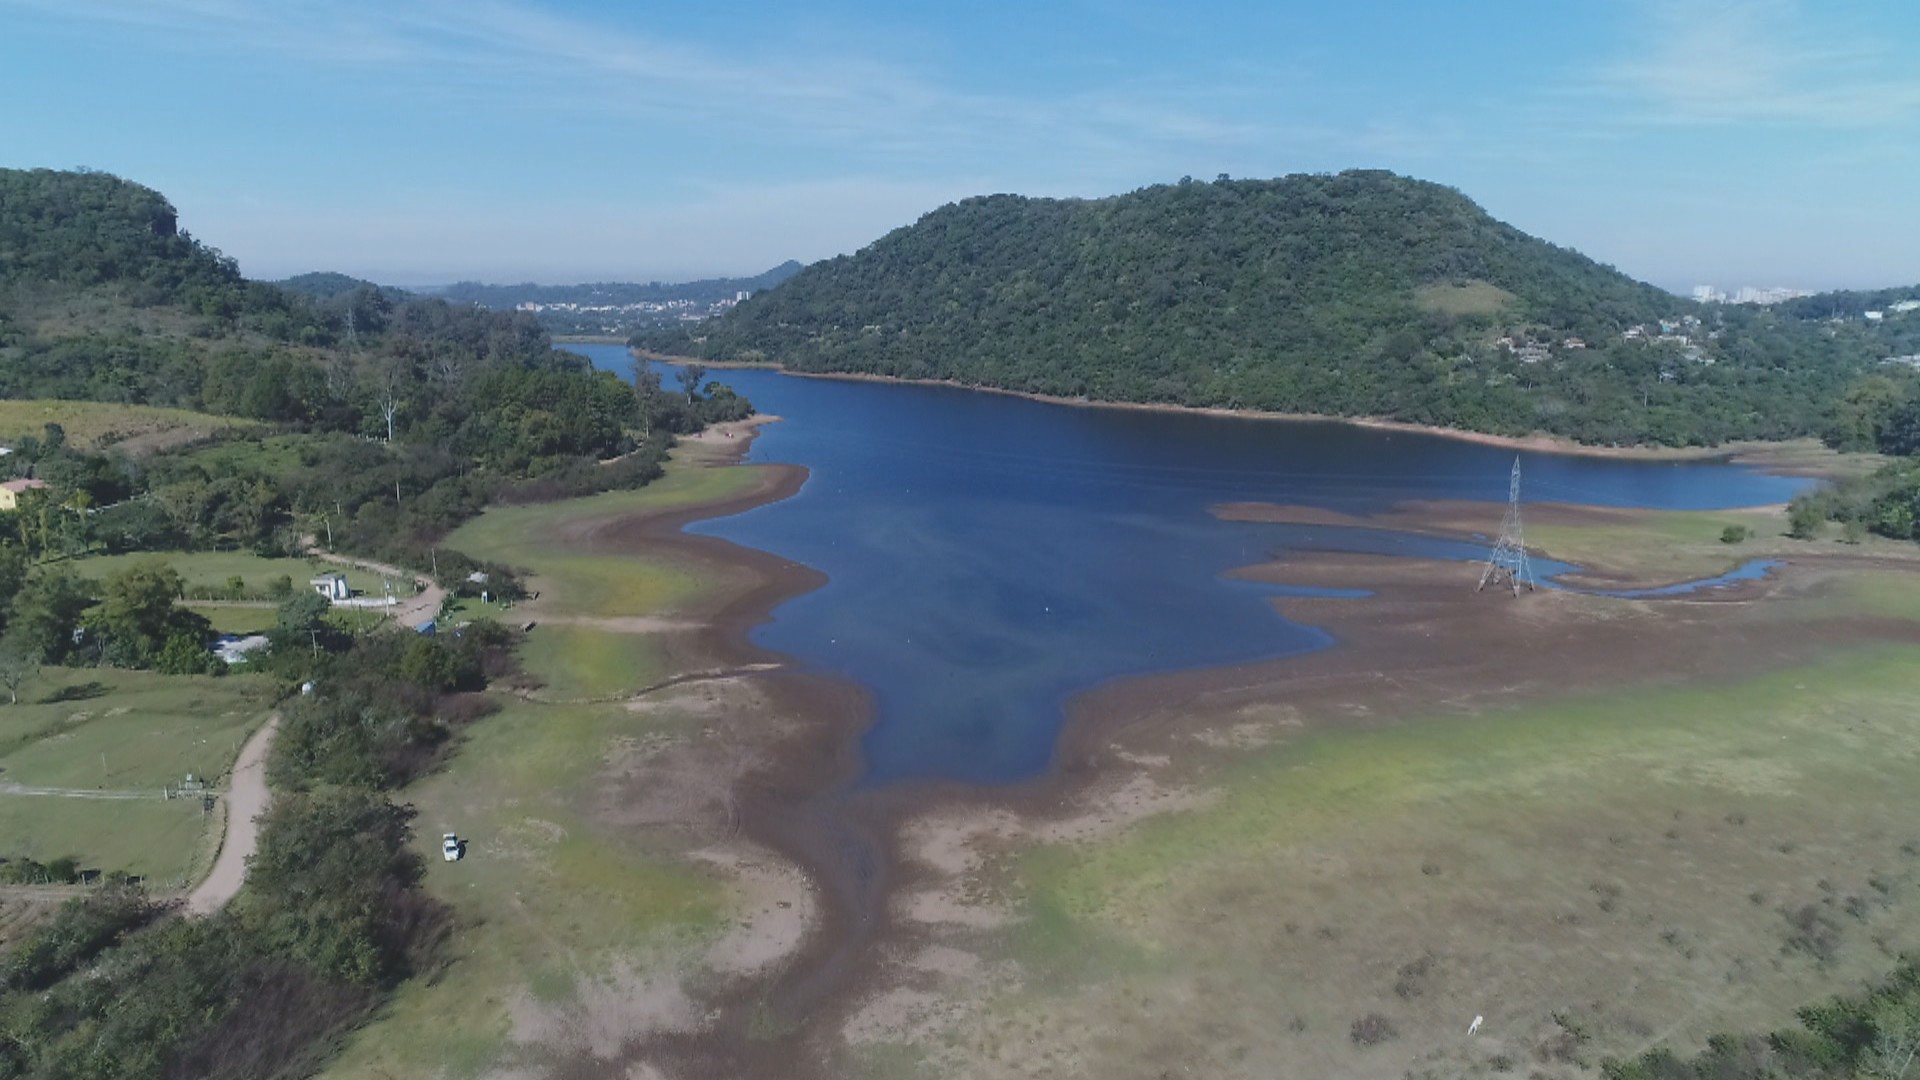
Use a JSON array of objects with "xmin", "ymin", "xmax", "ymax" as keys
[{"xmin": 1468, "ymin": 1015, "xmax": 1484, "ymax": 1036}]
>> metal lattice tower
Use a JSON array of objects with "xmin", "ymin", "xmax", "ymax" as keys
[{"xmin": 1476, "ymin": 456, "xmax": 1536, "ymax": 595}]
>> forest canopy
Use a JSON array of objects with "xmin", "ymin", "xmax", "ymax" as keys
[{"xmin": 640, "ymin": 170, "xmax": 1919, "ymax": 448}]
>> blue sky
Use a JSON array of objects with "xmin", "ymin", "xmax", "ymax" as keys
[{"xmin": 2, "ymin": 0, "xmax": 1916, "ymax": 291}]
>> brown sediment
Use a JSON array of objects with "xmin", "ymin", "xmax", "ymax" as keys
[{"xmin": 540, "ymin": 421, "xmax": 1920, "ymax": 1078}]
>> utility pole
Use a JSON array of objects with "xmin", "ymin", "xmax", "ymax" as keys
[{"xmin": 1477, "ymin": 457, "xmax": 1536, "ymax": 596}]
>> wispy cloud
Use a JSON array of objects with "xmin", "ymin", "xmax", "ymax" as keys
[
  {"xmin": 1592, "ymin": 0, "xmax": 1920, "ymax": 127},
  {"xmin": 4, "ymin": 0, "xmax": 1297, "ymax": 169}
]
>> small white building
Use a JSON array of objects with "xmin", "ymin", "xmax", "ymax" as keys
[{"xmin": 310, "ymin": 573, "xmax": 350, "ymax": 601}]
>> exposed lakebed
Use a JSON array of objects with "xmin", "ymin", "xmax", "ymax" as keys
[{"xmin": 575, "ymin": 345, "xmax": 1809, "ymax": 786}]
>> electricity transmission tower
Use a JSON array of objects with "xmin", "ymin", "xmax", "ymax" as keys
[{"xmin": 1477, "ymin": 456, "xmax": 1536, "ymax": 595}]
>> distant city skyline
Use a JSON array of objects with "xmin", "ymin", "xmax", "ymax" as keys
[{"xmin": 3, "ymin": 0, "xmax": 1917, "ymax": 291}]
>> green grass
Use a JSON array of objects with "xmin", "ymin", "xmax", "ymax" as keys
[
  {"xmin": 1413, "ymin": 279, "xmax": 1516, "ymax": 317},
  {"xmin": 0, "ymin": 398, "xmax": 243, "ymax": 451},
  {"xmin": 1027, "ymin": 647, "xmax": 1920, "ymax": 923},
  {"xmin": 0, "ymin": 667, "xmax": 274, "ymax": 789},
  {"xmin": 56, "ymin": 550, "xmax": 385, "ymax": 599},
  {"xmin": 904, "ymin": 644, "xmax": 1920, "ymax": 1079},
  {"xmin": 319, "ymin": 696, "xmax": 730, "ymax": 1079},
  {"xmin": 1809, "ymin": 569, "xmax": 1920, "ymax": 622},
  {"xmin": 1526, "ymin": 505, "xmax": 1920, "ymax": 583},
  {"xmin": 0, "ymin": 666, "xmax": 269, "ymax": 897},
  {"xmin": 174, "ymin": 434, "xmax": 309, "ymax": 477},
  {"xmin": 447, "ymin": 461, "xmax": 767, "ymax": 619},
  {"xmin": 0, "ymin": 794, "xmax": 219, "ymax": 888},
  {"xmin": 517, "ymin": 624, "xmax": 668, "ymax": 700},
  {"xmin": 321, "ymin": 457, "xmax": 772, "ymax": 1078},
  {"xmin": 185, "ymin": 604, "xmax": 279, "ymax": 635}
]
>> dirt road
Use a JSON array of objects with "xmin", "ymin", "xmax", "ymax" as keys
[
  {"xmin": 312, "ymin": 551, "xmax": 445, "ymax": 629},
  {"xmin": 184, "ymin": 715, "xmax": 278, "ymax": 916}
]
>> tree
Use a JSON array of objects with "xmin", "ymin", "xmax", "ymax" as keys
[
  {"xmin": 277, "ymin": 591, "xmax": 332, "ymax": 636},
  {"xmin": 6, "ymin": 570, "xmax": 93, "ymax": 664},
  {"xmin": 1788, "ymin": 498, "xmax": 1827, "ymax": 540},
  {"xmin": 0, "ymin": 541, "xmax": 26, "ymax": 635},
  {"xmin": 0, "ymin": 635, "xmax": 39, "ymax": 704},
  {"xmin": 90, "ymin": 560, "xmax": 208, "ymax": 668},
  {"xmin": 373, "ymin": 362, "xmax": 406, "ymax": 443},
  {"xmin": 676, "ymin": 362, "xmax": 707, "ymax": 401},
  {"xmin": 631, "ymin": 356, "xmax": 666, "ymax": 437}
]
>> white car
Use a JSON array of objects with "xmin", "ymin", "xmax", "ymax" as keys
[{"xmin": 442, "ymin": 833, "xmax": 462, "ymax": 862}]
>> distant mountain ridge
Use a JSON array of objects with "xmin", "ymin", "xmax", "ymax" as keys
[
  {"xmin": 431, "ymin": 261, "xmax": 803, "ymax": 310},
  {"xmin": 638, "ymin": 170, "xmax": 1911, "ymax": 446}
]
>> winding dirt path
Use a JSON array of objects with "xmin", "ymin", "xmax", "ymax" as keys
[
  {"xmin": 311, "ymin": 551, "xmax": 445, "ymax": 629},
  {"xmin": 184, "ymin": 714, "xmax": 278, "ymax": 916}
]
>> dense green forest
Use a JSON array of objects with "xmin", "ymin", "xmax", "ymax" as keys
[{"xmin": 639, "ymin": 170, "xmax": 1920, "ymax": 447}]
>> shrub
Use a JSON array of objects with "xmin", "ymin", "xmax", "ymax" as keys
[
  {"xmin": 1350, "ymin": 1013, "xmax": 1398, "ymax": 1046},
  {"xmin": 1787, "ymin": 499, "xmax": 1826, "ymax": 539},
  {"xmin": 1720, "ymin": 524, "xmax": 1749, "ymax": 543}
]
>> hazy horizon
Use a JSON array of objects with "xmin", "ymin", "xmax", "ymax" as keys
[{"xmin": 5, "ymin": 0, "xmax": 1917, "ymax": 293}]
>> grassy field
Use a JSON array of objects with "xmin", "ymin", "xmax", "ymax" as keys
[
  {"xmin": 0, "ymin": 667, "xmax": 274, "ymax": 887},
  {"xmin": 321, "ymin": 455, "xmax": 773, "ymax": 1078},
  {"xmin": 1525, "ymin": 503, "xmax": 1920, "ymax": 584},
  {"xmin": 184, "ymin": 604, "xmax": 280, "ymax": 635},
  {"xmin": 57, "ymin": 550, "xmax": 386, "ymax": 599},
  {"xmin": 1413, "ymin": 280, "xmax": 1516, "ymax": 317},
  {"xmin": 850, "ymin": 644, "xmax": 1920, "ymax": 1079},
  {"xmin": 0, "ymin": 795, "xmax": 221, "ymax": 889},
  {"xmin": 0, "ymin": 398, "xmax": 244, "ymax": 452}
]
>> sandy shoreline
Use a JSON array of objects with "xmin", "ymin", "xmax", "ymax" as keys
[{"xmin": 631, "ymin": 349, "xmax": 1859, "ymax": 473}]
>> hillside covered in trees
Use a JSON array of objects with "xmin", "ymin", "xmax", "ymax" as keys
[
  {"xmin": 0, "ymin": 167, "xmax": 749, "ymax": 564},
  {"xmin": 641, "ymin": 171, "xmax": 1915, "ymax": 447}
]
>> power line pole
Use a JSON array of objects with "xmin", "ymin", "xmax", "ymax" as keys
[{"xmin": 1477, "ymin": 456, "xmax": 1536, "ymax": 596}]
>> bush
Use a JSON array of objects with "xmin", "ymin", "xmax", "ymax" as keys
[
  {"xmin": 2, "ymin": 879, "xmax": 156, "ymax": 991},
  {"xmin": 1787, "ymin": 499, "xmax": 1826, "ymax": 540},
  {"xmin": 1350, "ymin": 1013, "xmax": 1398, "ymax": 1046},
  {"xmin": 1720, "ymin": 524, "xmax": 1749, "ymax": 544}
]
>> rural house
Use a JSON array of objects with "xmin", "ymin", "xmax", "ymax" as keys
[{"xmin": 0, "ymin": 478, "xmax": 49, "ymax": 511}]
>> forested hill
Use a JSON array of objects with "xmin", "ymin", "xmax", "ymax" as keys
[
  {"xmin": 0, "ymin": 167, "xmax": 749, "ymax": 558},
  {"xmin": 641, "ymin": 171, "xmax": 1904, "ymax": 446}
]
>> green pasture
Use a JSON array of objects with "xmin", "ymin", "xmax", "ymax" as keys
[
  {"xmin": 0, "ymin": 668, "xmax": 262, "ymax": 889},
  {"xmin": 1529, "ymin": 504, "xmax": 1920, "ymax": 583},
  {"xmin": 322, "ymin": 457, "xmax": 770, "ymax": 1077},
  {"xmin": 0, "ymin": 398, "xmax": 241, "ymax": 450},
  {"xmin": 897, "ymin": 644, "xmax": 1920, "ymax": 1079},
  {"xmin": 320, "ymin": 695, "xmax": 729, "ymax": 1079},
  {"xmin": 0, "ymin": 667, "xmax": 273, "ymax": 790},
  {"xmin": 517, "ymin": 624, "xmax": 669, "ymax": 700},
  {"xmin": 184, "ymin": 603, "xmax": 279, "ymax": 635},
  {"xmin": 1026, "ymin": 646, "xmax": 1920, "ymax": 925},
  {"xmin": 56, "ymin": 550, "xmax": 386, "ymax": 599},
  {"xmin": 0, "ymin": 794, "xmax": 218, "ymax": 888},
  {"xmin": 447, "ymin": 460, "xmax": 766, "ymax": 618}
]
